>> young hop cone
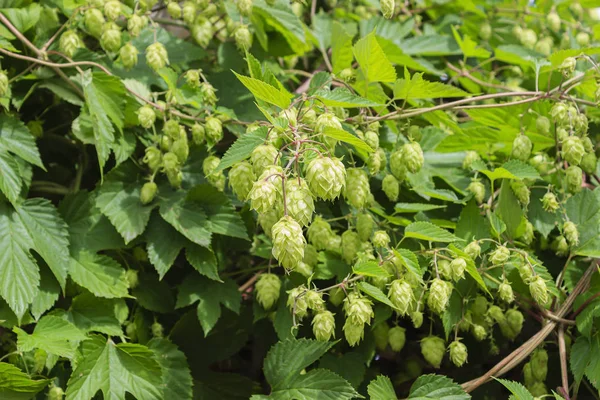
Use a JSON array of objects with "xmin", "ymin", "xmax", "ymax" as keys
[
  {"xmin": 229, "ymin": 161, "xmax": 256, "ymax": 201},
  {"xmin": 271, "ymin": 216, "xmax": 305, "ymax": 270},
  {"xmin": 401, "ymin": 142, "xmax": 424, "ymax": 173},
  {"xmin": 541, "ymin": 192, "xmax": 559, "ymax": 213},
  {"xmin": 529, "ymin": 275, "xmax": 549, "ymax": 305},
  {"xmin": 247, "ymin": 179, "xmax": 278, "ymax": 214},
  {"xmin": 146, "ymin": 42, "xmax": 169, "ymax": 70},
  {"xmin": 388, "ymin": 279, "xmax": 414, "ymax": 315},
  {"xmin": 250, "ymin": 144, "xmax": 279, "ymax": 176},
  {"xmin": 421, "ymin": 336, "xmax": 445, "ymax": 368},
  {"xmin": 388, "ymin": 326, "xmax": 406, "ymax": 352},
  {"xmin": 371, "ymin": 230, "xmax": 390, "ymax": 248},
  {"xmin": 467, "ymin": 180, "xmax": 485, "ymax": 203},
  {"xmin": 307, "ymin": 216, "xmax": 335, "ymax": 250},
  {"xmin": 511, "ymin": 134, "xmax": 533, "ymax": 161},
  {"xmin": 255, "ymin": 273, "xmax": 281, "ymax": 309},
  {"xmin": 389, "ymin": 150, "xmax": 407, "ymax": 181},
  {"xmin": 382, "ymin": 174, "xmax": 400, "ymax": 201},
  {"xmin": 449, "ymin": 340, "xmax": 468, "ymax": 367},
  {"xmin": 312, "ymin": 310, "xmax": 336, "ymax": 341},
  {"xmin": 489, "ymin": 245, "xmax": 510, "ymax": 265},
  {"xmin": 464, "ymin": 240, "xmax": 481, "ymax": 259},
  {"xmin": 562, "ymin": 136, "xmax": 586, "ymax": 166},
  {"xmin": 563, "ymin": 221, "xmax": 579, "ymax": 246},
  {"xmin": 343, "ymin": 292, "xmax": 374, "ymax": 326},
  {"xmin": 344, "ymin": 168, "xmax": 370, "ymax": 209},
  {"xmin": 341, "ymin": 230, "xmax": 361, "ymax": 264},
  {"xmin": 356, "ymin": 212, "xmax": 375, "ymax": 242},
  {"xmin": 343, "ymin": 320, "xmax": 365, "ymax": 347},
  {"xmin": 305, "ymin": 157, "xmax": 346, "ymax": 201},
  {"xmin": 285, "ymin": 178, "xmax": 315, "ymax": 227},
  {"xmin": 427, "ymin": 278, "xmax": 452, "ymax": 314}
]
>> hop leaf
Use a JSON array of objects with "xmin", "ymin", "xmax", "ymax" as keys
[
  {"xmin": 255, "ymin": 273, "xmax": 281, "ymax": 309},
  {"xmin": 271, "ymin": 216, "xmax": 306, "ymax": 270},
  {"xmin": 305, "ymin": 157, "xmax": 346, "ymax": 201},
  {"xmin": 421, "ymin": 336, "xmax": 445, "ymax": 368},
  {"xmin": 312, "ymin": 310, "xmax": 336, "ymax": 341}
]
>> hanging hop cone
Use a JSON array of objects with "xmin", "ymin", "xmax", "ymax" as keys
[
  {"xmin": 205, "ymin": 117, "xmax": 223, "ymax": 145},
  {"xmin": 127, "ymin": 14, "xmax": 147, "ymax": 37},
  {"xmin": 389, "ymin": 150, "xmax": 407, "ymax": 181},
  {"xmin": 372, "ymin": 230, "xmax": 390, "ymax": 248},
  {"xmin": 140, "ymin": 182, "xmax": 158, "ymax": 204},
  {"xmin": 247, "ymin": 179, "xmax": 278, "ymax": 214},
  {"xmin": 251, "ymin": 144, "xmax": 279, "ymax": 176},
  {"xmin": 388, "ymin": 326, "xmax": 406, "ymax": 351},
  {"xmin": 562, "ymin": 136, "xmax": 586, "ymax": 166},
  {"xmin": 467, "ymin": 180, "xmax": 485, "ymax": 203},
  {"xmin": 382, "ymin": 174, "xmax": 400, "ymax": 201},
  {"xmin": 285, "ymin": 178, "xmax": 315, "ymax": 227},
  {"xmin": 307, "ymin": 216, "xmax": 334, "ymax": 250},
  {"xmin": 287, "ymin": 286, "xmax": 308, "ymax": 319},
  {"xmin": 380, "ymin": 0, "xmax": 395, "ymax": 18},
  {"xmin": 146, "ymin": 42, "xmax": 169, "ymax": 70},
  {"xmin": 315, "ymin": 112, "xmax": 342, "ymax": 132},
  {"xmin": 229, "ymin": 161, "xmax": 256, "ymax": 201},
  {"xmin": 235, "ymin": 25, "xmax": 253, "ymax": 51},
  {"xmin": 411, "ymin": 310, "xmax": 424, "ymax": 328},
  {"xmin": 341, "ymin": 230, "xmax": 361, "ymax": 264},
  {"xmin": 312, "ymin": 310, "xmax": 336, "ymax": 341},
  {"xmin": 343, "ymin": 292, "xmax": 374, "ymax": 326},
  {"xmin": 60, "ymin": 30, "xmax": 84, "ymax": 58},
  {"xmin": 449, "ymin": 257, "xmax": 467, "ymax": 281},
  {"xmin": 511, "ymin": 134, "xmax": 533, "ymax": 161},
  {"xmin": 489, "ymin": 245, "xmax": 510, "ymax": 265},
  {"xmin": 305, "ymin": 157, "xmax": 346, "ymax": 201},
  {"xmin": 510, "ymin": 180, "xmax": 530, "ymax": 206},
  {"xmin": 529, "ymin": 275, "xmax": 549, "ymax": 305},
  {"xmin": 541, "ymin": 192, "xmax": 559, "ymax": 213},
  {"xmin": 137, "ymin": 105, "xmax": 156, "ymax": 129},
  {"xmin": 427, "ymin": 278, "xmax": 452, "ymax": 314},
  {"xmin": 356, "ymin": 212, "xmax": 375, "ymax": 242},
  {"xmin": 401, "ymin": 142, "xmax": 424, "ymax": 173},
  {"xmin": 506, "ymin": 308, "xmax": 524, "ymax": 338},
  {"xmin": 462, "ymin": 151, "xmax": 480, "ymax": 169},
  {"xmin": 104, "ymin": 0, "xmax": 122, "ymax": 20},
  {"xmin": 388, "ymin": 279, "xmax": 414, "ymax": 315},
  {"xmin": 85, "ymin": 9, "xmax": 105, "ymax": 38},
  {"xmin": 120, "ymin": 42, "xmax": 138, "ymax": 70},
  {"xmin": 566, "ymin": 166, "xmax": 583, "ymax": 194},
  {"xmin": 563, "ymin": 221, "xmax": 579, "ymax": 246},
  {"xmin": 343, "ymin": 319, "xmax": 365, "ymax": 347},
  {"xmin": 449, "ymin": 340, "xmax": 468, "ymax": 367},
  {"xmin": 271, "ymin": 216, "xmax": 305, "ymax": 270},
  {"xmin": 498, "ymin": 280, "xmax": 514, "ymax": 303},
  {"xmin": 255, "ymin": 273, "xmax": 281, "ymax": 309},
  {"xmin": 464, "ymin": 240, "xmax": 481, "ymax": 259},
  {"xmin": 305, "ymin": 290, "xmax": 325, "ymax": 311},
  {"xmin": 344, "ymin": 168, "xmax": 370, "ymax": 209},
  {"xmin": 421, "ymin": 336, "xmax": 445, "ymax": 368}
]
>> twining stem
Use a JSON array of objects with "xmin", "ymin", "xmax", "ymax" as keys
[{"xmin": 558, "ymin": 325, "xmax": 571, "ymax": 400}]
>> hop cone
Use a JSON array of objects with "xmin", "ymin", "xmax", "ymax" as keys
[
  {"xmin": 307, "ymin": 216, "xmax": 334, "ymax": 250},
  {"xmin": 344, "ymin": 168, "xmax": 370, "ymax": 209},
  {"xmin": 364, "ymin": 130, "xmax": 379, "ymax": 150},
  {"xmin": 248, "ymin": 179, "xmax": 278, "ymax": 213},
  {"xmin": 229, "ymin": 161, "xmax": 256, "ymax": 201},
  {"xmin": 566, "ymin": 166, "xmax": 583, "ymax": 194},
  {"xmin": 251, "ymin": 144, "xmax": 279, "ymax": 176},
  {"xmin": 449, "ymin": 257, "xmax": 467, "ymax": 281},
  {"xmin": 235, "ymin": 26, "xmax": 253, "ymax": 51},
  {"xmin": 146, "ymin": 42, "xmax": 169, "ymax": 70},
  {"xmin": 489, "ymin": 245, "xmax": 510, "ymax": 265},
  {"xmin": 388, "ymin": 280, "xmax": 414, "ymax": 315},
  {"xmin": 411, "ymin": 311, "xmax": 424, "ymax": 328},
  {"xmin": 531, "ymin": 349, "xmax": 549, "ymax": 381},
  {"xmin": 140, "ymin": 182, "xmax": 158, "ymax": 204},
  {"xmin": 421, "ymin": 336, "xmax": 445, "ymax": 368},
  {"xmin": 464, "ymin": 241, "xmax": 481, "ymax": 259},
  {"xmin": 402, "ymin": 142, "xmax": 424, "ymax": 173},
  {"xmin": 471, "ymin": 324, "xmax": 487, "ymax": 341},
  {"xmin": 272, "ymin": 216, "xmax": 305, "ymax": 270},
  {"xmin": 258, "ymin": 209, "xmax": 280, "ymax": 238},
  {"xmin": 303, "ymin": 244, "xmax": 319, "ymax": 268},
  {"xmin": 371, "ymin": 230, "xmax": 390, "ymax": 248},
  {"xmin": 127, "ymin": 14, "xmax": 146, "ymax": 37},
  {"xmin": 305, "ymin": 157, "xmax": 346, "ymax": 201},
  {"xmin": 143, "ymin": 147, "xmax": 162, "ymax": 172},
  {"xmin": 462, "ymin": 151, "xmax": 480, "ymax": 169},
  {"xmin": 581, "ymin": 152, "xmax": 597, "ymax": 174},
  {"xmin": 529, "ymin": 276, "xmax": 549, "ymax": 305},
  {"xmin": 389, "ymin": 150, "xmax": 407, "ymax": 181},
  {"xmin": 315, "ymin": 112, "xmax": 342, "ymax": 132},
  {"xmin": 104, "ymin": 0, "xmax": 122, "ymax": 20},
  {"xmin": 536, "ymin": 116, "xmax": 550, "ymax": 135},
  {"xmin": 60, "ymin": 30, "xmax": 84, "ymax": 58},
  {"xmin": 467, "ymin": 180, "xmax": 485, "ymax": 203},
  {"xmin": 341, "ymin": 230, "xmax": 361, "ymax": 264},
  {"xmin": 382, "ymin": 174, "xmax": 400, "ymax": 201},
  {"xmin": 0, "ymin": 71, "xmax": 8, "ymax": 97},
  {"xmin": 285, "ymin": 178, "xmax": 315, "ymax": 227},
  {"xmin": 343, "ymin": 292, "xmax": 374, "ymax": 325},
  {"xmin": 312, "ymin": 310, "xmax": 335, "ymax": 341},
  {"xmin": 506, "ymin": 309, "xmax": 524, "ymax": 338},
  {"xmin": 427, "ymin": 278, "xmax": 452, "ymax": 314},
  {"xmin": 563, "ymin": 221, "xmax": 579, "ymax": 246},
  {"xmin": 343, "ymin": 320, "xmax": 364, "ymax": 347},
  {"xmin": 356, "ymin": 212, "xmax": 374, "ymax": 242},
  {"xmin": 205, "ymin": 117, "xmax": 223, "ymax": 145},
  {"xmin": 388, "ymin": 326, "xmax": 406, "ymax": 351},
  {"xmin": 255, "ymin": 273, "xmax": 281, "ymax": 309},
  {"xmin": 498, "ymin": 281, "xmax": 514, "ymax": 303},
  {"xmin": 449, "ymin": 341, "xmax": 468, "ymax": 367},
  {"xmin": 373, "ymin": 323, "xmax": 390, "ymax": 351},
  {"xmin": 562, "ymin": 136, "xmax": 585, "ymax": 165},
  {"xmin": 510, "ymin": 180, "xmax": 530, "ymax": 206},
  {"xmin": 287, "ymin": 286, "xmax": 308, "ymax": 319},
  {"xmin": 542, "ymin": 192, "xmax": 559, "ymax": 213},
  {"xmin": 84, "ymin": 9, "xmax": 105, "ymax": 38}
]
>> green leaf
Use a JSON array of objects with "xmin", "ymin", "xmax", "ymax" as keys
[
  {"xmin": 95, "ymin": 164, "xmax": 154, "ymax": 244},
  {"xmin": 132, "ymin": 272, "xmax": 175, "ymax": 314},
  {"xmin": 148, "ymin": 338, "xmax": 193, "ymax": 400},
  {"xmin": 393, "ymin": 249, "xmax": 423, "ymax": 280},
  {"xmin": 570, "ymin": 335, "xmax": 595, "ymax": 385},
  {"xmin": 404, "ymin": 221, "xmax": 461, "ymax": 242},
  {"xmin": 314, "ymin": 87, "xmax": 383, "ymax": 108},
  {"xmin": 448, "ymin": 245, "xmax": 490, "ymax": 295},
  {"xmin": 176, "ymin": 275, "xmax": 240, "ymax": 335},
  {"xmin": 395, "ymin": 203, "xmax": 446, "ymax": 213},
  {"xmin": 367, "ymin": 375, "xmax": 396, "ymax": 400},
  {"xmin": 393, "ymin": 71, "xmax": 469, "ymax": 100},
  {"xmin": 14, "ymin": 315, "xmax": 87, "ymax": 359},
  {"xmin": 408, "ymin": 374, "xmax": 470, "ymax": 400},
  {"xmin": 65, "ymin": 335, "xmax": 163, "ymax": 400},
  {"xmin": 353, "ymin": 32, "xmax": 397, "ymax": 83},
  {"xmin": 500, "ymin": 160, "xmax": 541, "ymax": 181},
  {"xmin": 566, "ymin": 189, "xmax": 600, "ymax": 226},
  {"xmin": 0, "ymin": 362, "xmax": 50, "ymax": 400},
  {"xmin": 455, "ymin": 200, "xmax": 490, "ymax": 241},
  {"xmin": 252, "ymin": 0, "xmax": 308, "ymax": 55},
  {"xmin": 331, "ymin": 21, "xmax": 354, "ymax": 74},
  {"xmin": 159, "ymin": 192, "xmax": 212, "ymax": 248},
  {"xmin": 64, "ymin": 293, "xmax": 122, "ymax": 336},
  {"xmin": 451, "ymin": 26, "xmax": 491, "ymax": 59},
  {"xmin": 318, "ymin": 352, "xmax": 366, "ymax": 389},
  {"xmin": 496, "ymin": 180, "xmax": 524, "ymax": 239},
  {"xmin": 262, "ymin": 369, "xmax": 361, "ymax": 400},
  {"xmin": 145, "ymin": 215, "xmax": 186, "ymax": 279},
  {"xmin": 69, "ymin": 251, "xmax": 129, "ymax": 299},
  {"xmin": 321, "ymin": 126, "xmax": 374, "ymax": 153},
  {"xmin": 400, "ymin": 34, "xmax": 461, "ymax": 56},
  {"xmin": 442, "ymin": 291, "xmax": 462, "ymax": 340},
  {"xmin": 0, "ymin": 4, "xmax": 41, "ymax": 33},
  {"xmin": 233, "ymin": 72, "xmax": 292, "ymax": 109},
  {"xmin": 0, "ymin": 151, "xmax": 22, "ymax": 203},
  {"xmin": 31, "ymin": 265, "xmax": 60, "ymax": 321},
  {"xmin": 527, "ymin": 189, "xmax": 558, "ymax": 239},
  {"xmin": 357, "ymin": 282, "xmax": 397, "ymax": 309},
  {"xmin": 186, "ymin": 245, "xmax": 221, "ymax": 282},
  {"xmin": 216, "ymin": 127, "xmax": 268, "ymax": 172},
  {"xmin": 352, "ymin": 261, "xmax": 390, "ymax": 278},
  {"xmin": 494, "ymin": 378, "xmax": 534, "ymax": 400}
]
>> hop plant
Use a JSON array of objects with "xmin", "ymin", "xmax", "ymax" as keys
[
  {"xmin": 366, "ymin": 151, "xmax": 381, "ymax": 175},
  {"xmin": 146, "ymin": 42, "xmax": 169, "ymax": 70},
  {"xmin": 547, "ymin": 11, "xmax": 561, "ymax": 32},
  {"xmin": 462, "ymin": 151, "xmax": 480, "ymax": 169},
  {"xmin": 471, "ymin": 324, "xmax": 487, "ymax": 341},
  {"xmin": 427, "ymin": 278, "xmax": 452, "ymax": 314},
  {"xmin": 401, "ymin": 142, "xmax": 424, "ymax": 173},
  {"xmin": 371, "ymin": 230, "xmax": 390, "ymax": 248},
  {"xmin": 200, "ymin": 82, "xmax": 218, "ymax": 105},
  {"xmin": 312, "ymin": 310, "xmax": 335, "ymax": 341},
  {"xmin": 421, "ymin": 336, "xmax": 445, "ymax": 368},
  {"xmin": 192, "ymin": 123, "xmax": 205, "ymax": 144},
  {"xmin": 182, "ymin": 2, "xmax": 197, "ymax": 25},
  {"xmin": 341, "ymin": 230, "xmax": 361, "ymax": 264},
  {"xmin": 510, "ymin": 180, "xmax": 530, "ymax": 206},
  {"xmin": 305, "ymin": 157, "xmax": 346, "ymax": 201},
  {"xmin": 285, "ymin": 178, "xmax": 315, "ymax": 227},
  {"xmin": 251, "ymin": 144, "xmax": 279, "ymax": 176},
  {"xmin": 449, "ymin": 340, "xmax": 468, "ymax": 367},
  {"xmin": 562, "ymin": 136, "xmax": 586, "ymax": 166},
  {"xmin": 235, "ymin": 26, "xmax": 253, "ymax": 51},
  {"xmin": 127, "ymin": 14, "xmax": 146, "ymax": 37},
  {"xmin": 536, "ymin": 116, "xmax": 551, "ymax": 135},
  {"xmin": 271, "ymin": 216, "xmax": 305, "ymax": 270},
  {"xmin": 541, "ymin": 192, "xmax": 559, "ymax": 213},
  {"xmin": 229, "ymin": 161, "xmax": 256, "ymax": 201},
  {"xmin": 498, "ymin": 280, "xmax": 514, "ymax": 303},
  {"xmin": 388, "ymin": 280, "xmax": 414, "ymax": 315},
  {"xmin": 247, "ymin": 179, "xmax": 278, "ymax": 213},
  {"xmin": 520, "ymin": 221, "xmax": 534, "ymax": 246},
  {"xmin": 464, "ymin": 241, "xmax": 481, "ymax": 259},
  {"xmin": 255, "ymin": 273, "xmax": 281, "ymax": 309},
  {"xmin": 205, "ymin": 117, "xmax": 223, "ymax": 145},
  {"xmin": 304, "ymin": 290, "xmax": 325, "ymax": 311},
  {"xmin": 563, "ymin": 221, "xmax": 579, "ymax": 246},
  {"xmin": 237, "ymin": 0, "xmax": 253, "ymax": 16},
  {"xmin": 529, "ymin": 275, "xmax": 549, "ymax": 305},
  {"xmin": 167, "ymin": 1, "xmax": 182, "ymax": 18},
  {"xmin": 119, "ymin": 42, "xmax": 139, "ymax": 70},
  {"xmin": 581, "ymin": 152, "xmax": 597, "ymax": 174},
  {"xmin": 380, "ymin": 0, "xmax": 395, "ymax": 18},
  {"xmin": 364, "ymin": 130, "xmax": 379, "ymax": 150},
  {"xmin": 382, "ymin": 174, "xmax": 400, "ymax": 201},
  {"xmin": 566, "ymin": 166, "xmax": 583, "ymax": 194},
  {"xmin": 307, "ymin": 216, "xmax": 334, "ymax": 250},
  {"xmin": 531, "ymin": 348, "xmax": 549, "ymax": 381},
  {"xmin": 551, "ymin": 102, "xmax": 569, "ymax": 125},
  {"xmin": 100, "ymin": 26, "xmax": 121, "ymax": 52},
  {"xmin": 59, "ymin": 30, "xmax": 84, "ymax": 58},
  {"xmin": 511, "ymin": 134, "xmax": 533, "ymax": 161},
  {"xmin": 373, "ymin": 323, "xmax": 390, "ymax": 351},
  {"xmin": 287, "ymin": 286, "xmax": 308, "ymax": 319},
  {"xmin": 343, "ymin": 292, "xmax": 374, "ymax": 325},
  {"xmin": 315, "ymin": 112, "xmax": 342, "ymax": 133},
  {"xmin": 104, "ymin": 0, "xmax": 122, "ymax": 20},
  {"xmin": 343, "ymin": 320, "xmax": 364, "ymax": 347},
  {"xmin": 449, "ymin": 257, "xmax": 466, "ymax": 281},
  {"xmin": 467, "ymin": 180, "xmax": 485, "ymax": 203},
  {"xmin": 559, "ymin": 57, "xmax": 577, "ymax": 78},
  {"xmin": 344, "ymin": 168, "xmax": 370, "ymax": 209},
  {"xmin": 388, "ymin": 326, "xmax": 406, "ymax": 351},
  {"xmin": 85, "ymin": 9, "xmax": 105, "ymax": 38},
  {"xmin": 356, "ymin": 212, "xmax": 375, "ymax": 242},
  {"xmin": 489, "ymin": 245, "xmax": 510, "ymax": 265},
  {"xmin": 140, "ymin": 182, "xmax": 158, "ymax": 204},
  {"xmin": 506, "ymin": 309, "xmax": 524, "ymax": 338},
  {"xmin": 0, "ymin": 70, "xmax": 8, "ymax": 98}
]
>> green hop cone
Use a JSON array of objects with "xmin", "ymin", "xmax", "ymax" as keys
[
  {"xmin": 581, "ymin": 152, "xmax": 597, "ymax": 174},
  {"xmin": 199, "ymin": 82, "xmax": 218, "ymax": 105},
  {"xmin": 191, "ymin": 123, "xmax": 205, "ymax": 145},
  {"xmin": 328, "ymin": 286, "xmax": 345, "ymax": 307},
  {"xmin": 467, "ymin": 180, "xmax": 485, "ymax": 203},
  {"xmin": 511, "ymin": 134, "xmax": 533, "ymax": 161},
  {"xmin": 366, "ymin": 151, "xmax": 381, "ymax": 175},
  {"xmin": 315, "ymin": 112, "xmax": 342, "ymax": 133},
  {"xmin": 48, "ymin": 386, "xmax": 65, "ymax": 400},
  {"xmin": 489, "ymin": 245, "xmax": 510, "ymax": 265},
  {"xmin": 85, "ymin": 9, "xmax": 105, "ymax": 38},
  {"xmin": 520, "ymin": 28, "xmax": 538, "ymax": 49},
  {"xmin": 371, "ymin": 230, "xmax": 390, "ymax": 248},
  {"xmin": 380, "ymin": 0, "xmax": 395, "ymax": 19},
  {"xmin": 59, "ymin": 30, "xmax": 84, "ymax": 58},
  {"xmin": 167, "ymin": 1, "xmax": 182, "ymax": 18},
  {"xmin": 541, "ymin": 192, "xmax": 559, "ymax": 213},
  {"xmin": 307, "ymin": 216, "xmax": 334, "ymax": 250},
  {"xmin": 255, "ymin": 273, "xmax": 281, "ymax": 309},
  {"xmin": 536, "ymin": 116, "xmax": 551, "ymax": 135},
  {"xmin": 462, "ymin": 151, "xmax": 480, "ymax": 169},
  {"xmin": 464, "ymin": 240, "xmax": 481, "ymax": 259},
  {"xmin": 410, "ymin": 310, "xmax": 423, "ymax": 328},
  {"xmin": 531, "ymin": 348, "xmax": 549, "ymax": 381},
  {"xmin": 479, "ymin": 22, "xmax": 492, "ymax": 40},
  {"xmin": 387, "ymin": 326, "xmax": 406, "ymax": 352},
  {"xmin": 295, "ymin": 261, "xmax": 313, "ymax": 278},
  {"xmin": 563, "ymin": 221, "xmax": 579, "ymax": 246},
  {"xmin": 373, "ymin": 323, "xmax": 390, "ymax": 351},
  {"xmin": 305, "ymin": 157, "xmax": 346, "ymax": 201},
  {"xmin": 151, "ymin": 322, "xmax": 164, "ymax": 338},
  {"xmin": 577, "ymin": 32, "xmax": 590, "ymax": 47},
  {"xmin": 140, "ymin": 182, "xmax": 158, "ymax": 204},
  {"xmin": 258, "ymin": 209, "xmax": 280, "ymax": 238},
  {"xmin": 248, "ymin": 179, "xmax": 278, "ymax": 213},
  {"xmin": 287, "ymin": 286, "xmax": 308, "ymax": 319},
  {"xmin": 498, "ymin": 280, "xmax": 514, "ymax": 303},
  {"xmin": 487, "ymin": 305, "xmax": 506, "ymax": 324},
  {"xmin": 574, "ymin": 113, "xmax": 589, "ymax": 135},
  {"xmin": 235, "ymin": 26, "xmax": 253, "ymax": 51},
  {"xmin": 427, "ymin": 278, "xmax": 452, "ymax": 314},
  {"xmin": 127, "ymin": 14, "xmax": 146, "ymax": 37},
  {"xmin": 449, "ymin": 257, "xmax": 467, "ymax": 282},
  {"xmin": 185, "ymin": 69, "xmax": 200, "ymax": 88},
  {"xmin": 285, "ymin": 178, "xmax": 315, "ymax": 227},
  {"xmin": 344, "ymin": 168, "xmax": 370, "ymax": 209},
  {"xmin": 250, "ymin": 144, "xmax": 279, "ymax": 176},
  {"xmin": 559, "ymin": 56, "xmax": 577, "ymax": 78},
  {"xmin": 449, "ymin": 340, "xmax": 468, "ymax": 367},
  {"xmin": 356, "ymin": 212, "xmax": 374, "ymax": 242},
  {"xmin": 146, "ymin": 42, "xmax": 169, "ymax": 70},
  {"xmin": 164, "ymin": 120, "xmax": 181, "ymax": 140},
  {"xmin": 341, "ymin": 230, "xmax": 361, "ymax": 264},
  {"xmin": 471, "ymin": 324, "xmax": 487, "ymax": 341},
  {"xmin": 143, "ymin": 147, "xmax": 161, "ymax": 172},
  {"xmin": 364, "ymin": 130, "xmax": 379, "ymax": 150},
  {"xmin": 506, "ymin": 308, "xmax": 524, "ymax": 337},
  {"xmin": 125, "ymin": 269, "xmax": 139, "ymax": 289},
  {"xmin": 510, "ymin": 180, "xmax": 530, "ymax": 206},
  {"xmin": 304, "ymin": 290, "xmax": 325, "ymax": 310},
  {"xmin": 237, "ymin": 0, "xmax": 253, "ymax": 16},
  {"xmin": 205, "ymin": 116, "xmax": 223, "ymax": 145},
  {"xmin": 303, "ymin": 244, "xmax": 319, "ymax": 268},
  {"xmin": 471, "ymin": 294, "xmax": 489, "ymax": 316},
  {"xmin": 421, "ymin": 336, "xmax": 445, "ymax": 368},
  {"xmin": 389, "ymin": 150, "xmax": 407, "ymax": 181},
  {"xmin": 120, "ymin": 42, "xmax": 139, "ymax": 70},
  {"xmin": 547, "ymin": 11, "xmax": 561, "ymax": 32},
  {"xmin": 343, "ymin": 292, "xmax": 374, "ymax": 325},
  {"xmin": 0, "ymin": 71, "xmax": 8, "ymax": 97},
  {"xmin": 182, "ymin": 2, "xmax": 197, "ymax": 25},
  {"xmin": 437, "ymin": 259, "xmax": 452, "ymax": 280},
  {"xmin": 100, "ymin": 27, "xmax": 122, "ymax": 53},
  {"xmin": 566, "ymin": 165, "xmax": 583, "ymax": 193},
  {"xmin": 343, "ymin": 320, "xmax": 365, "ymax": 347},
  {"xmin": 137, "ymin": 105, "xmax": 156, "ymax": 129},
  {"xmin": 401, "ymin": 142, "xmax": 424, "ymax": 173},
  {"xmin": 562, "ymin": 136, "xmax": 586, "ymax": 165},
  {"xmin": 529, "ymin": 275, "xmax": 549, "ymax": 305},
  {"xmin": 551, "ymin": 102, "xmax": 569, "ymax": 125},
  {"xmin": 388, "ymin": 280, "xmax": 414, "ymax": 315},
  {"xmin": 338, "ymin": 68, "xmax": 355, "ymax": 83},
  {"xmin": 382, "ymin": 174, "xmax": 400, "ymax": 201},
  {"xmin": 228, "ymin": 161, "xmax": 255, "ymax": 201},
  {"xmin": 272, "ymin": 216, "xmax": 305, "ymax": 270},
  {"xmin": 104, "ymin": 0, "xmax": 122, "ymax": 20},
  {"xmin": 312, "ymin": 310, "xmax": 336, "ymax": 341}
]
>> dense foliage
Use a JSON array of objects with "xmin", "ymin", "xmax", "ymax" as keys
[{"xmin": 1, "ymin": 0, "xmax": 600, "ymax": 399}]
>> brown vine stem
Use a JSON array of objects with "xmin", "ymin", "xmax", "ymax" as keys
[
  {"xmin": 558, "ymin": 325, "xmax": 571, "ymax": 400},
  {"xmin": 461, "ymin": 263, "xmax": 596, "ymax": 394},
  {"xmin": 445, "ymin": 61, "xmax": 512, "ymax": 92},
  {"xmin": 238, "ymin": 272, "xmax": 262, "ymax": 293}
]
